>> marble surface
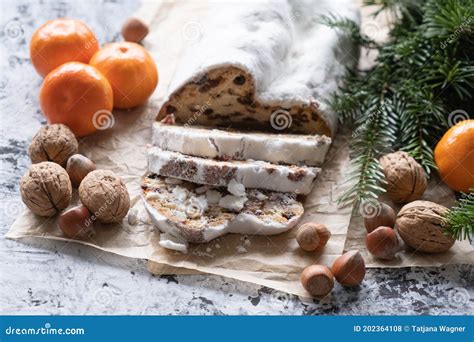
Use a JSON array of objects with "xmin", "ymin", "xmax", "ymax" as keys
[{"xmin": 0, "ymin": 0, "xmax": 473, "ymax": 315}]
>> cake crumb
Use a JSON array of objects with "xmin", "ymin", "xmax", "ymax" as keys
[{"xmin": 236, "ymin": 246, "xmax": 247, "ymax": 254}]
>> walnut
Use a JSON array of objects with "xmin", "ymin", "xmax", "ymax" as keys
[
  {"xmin": 28, "ymin": 124, "xmax": 78, "ymax": 167},
  {"xmin": 79, "ymin": 170, "xmax": 130, "ymax": 223},
  {"xmin": 20, "ymin": 162, "xmax": 72, "ymax": 217},
  {"xmin": 396, "ymin": 200, "xmax": 454, "ymax": 253},
  {"xmin": 379, "ymin": 151, "xmax": 427, "ymax": 203}
]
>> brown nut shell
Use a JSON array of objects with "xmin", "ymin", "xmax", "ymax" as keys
[
  {"xmin": 121, "ymin": 18, "xmax": 149, "ymax": 43},
  {"xmin": 296, "ymin": 223, "xmax": 331, "ymax": 252},
  {"xmin": 396, "ymin": 200, "xmax": 454, "ymax": 253},
  {"xmin": 58, "ymin": 205, "xmax": 94, "ymax": 239},
  {"xmin": 379, "ymin": 151, "xmax": 427, "ymax": 203},
  {"xmin": 332, "ymin": 250, "xmax": 366, "ymax": 286},
  {"xmin": 366, "ymin": 226, "xmax": 401, "ymax": 260},
  {"xmin": 364, "ymin": 202, "xmax": 396, "ymax": 233},
  {"xmin": 20, "ymin": 161, "xmax": 72, "ymax": 217},
  {"xmin": 66, "ymin": 154, "xmax": 96, "ymax": 187},
  {"xmin": 28, "ymin": 124, "xmax": 78, "ymax": 167},
  {"xmin": 296, "ymin": 223, "xmax": 320, "ymax": 251},
  {"xmin": 300, "ymin": 265, "xmax": 334, "ymax": 297},
  {"xmin": 79, "ymin": 170, "xmax": 130, "ymax": 224}
]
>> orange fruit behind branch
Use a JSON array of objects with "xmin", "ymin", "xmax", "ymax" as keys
[
  {"xmin": 434, "ymin": 119, "xmax": 474, "ymax": 192},
  {"xmin": 90, "ymin": 42, "xmax": 158, "ymax": 109},
  {"xmin": 40, "ymin": 62, "xmax": 113, "ymax": 137},
  {"xmin": 30, "ymin": 19, "xmax": 99, "ymax": 77}
]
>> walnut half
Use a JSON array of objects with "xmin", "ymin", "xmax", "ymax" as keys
[{"xmin": 20, "ymin": 162, "xmax": 72, "ymax": 217}]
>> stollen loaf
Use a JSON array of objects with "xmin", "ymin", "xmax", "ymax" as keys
[{"xmin": 157, "ymin": 0, "xmax": 359, "ymax": 137}]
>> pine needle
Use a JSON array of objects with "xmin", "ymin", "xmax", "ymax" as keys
[{"xmin": 444, "ymin": 191, "xmax": 474, "ymax": 241}]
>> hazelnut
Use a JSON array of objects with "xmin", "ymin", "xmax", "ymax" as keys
[
  {"xmin": 79, "ymin": 170, "xmax": 130, "ymax": 223},
  {"xmin": 121, "ymin": 18, "xmax": 149, "ymax": 43},
  {"xmin": 396, "ymin": 200, "xmax": 454, "ymax": 253},
  {"xmin": 66, "ymin": 154, "xmax": 96, "ymax": 187},
  {"xmin": 366, "ymin": 226, "xmax": 401, "ymax": 260},
  {"xmin": 58, "ymin": 205, "xmax": 94, "ymax": 239},
  {"xmin": 28, "ymin": 124, "xmax": 78, "ymax": 167},
  {"xmin": 20, "ymin": 162, "xmax": 72, "ymax": 217},
  {"xmin": 332, "ymin": 250, "xmax": 366, "ymax": 287},
  {"xmin": 300, "ymin": 265, "xmax": 334, "ymax": 297},
  {"xmin": 363, "ymin": 202, "xmax": 396, "ymax": 233},
  {"xmin": 296, "ymin": 223, "xmax": 331, "ymax": 252},
  {"xmin": 379, "ymin": 151, "xmax": 427, "ymax": 203}
]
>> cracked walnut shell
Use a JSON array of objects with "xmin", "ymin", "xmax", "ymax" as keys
[
  {"xmin": 379, "ymin": 151, "xmax": 427, "ymax": 203},
  {"xmin": 28, "ymin": 124, "xmax": 78, "ymax": 167},
  {"xmin": 79, "ymin": 170, "xmax": 130, "ymax": 224},
  {"xmin": 20, "ymin": 161, "xmax": 72, "ymax": 217},
  {"xmin": 396, "ymin": 200, "xmax": 454, "ymax": 253}
]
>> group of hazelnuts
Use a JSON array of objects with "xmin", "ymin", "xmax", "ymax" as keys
[
  {"xmin": 20, "ymin": 124, "xmax": 131, "ymax": 239},
  {"xmin": 297, "ymin": 150, "xmax": 457, "ymax": 298},
  {"xmin": 296, "ymin": 222, "xmax": 366, "ymax": 298}
]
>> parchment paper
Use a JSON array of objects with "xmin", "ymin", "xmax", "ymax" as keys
[{"xmin": 6, "ymin": 0, "xmax": 473, "ymax": 298}]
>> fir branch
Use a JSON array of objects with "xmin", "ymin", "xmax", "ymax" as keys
[
  {"xmin": 320, "ymin": 15, "xmax": 380, "ymax": 49},
  {"xmin": 325, "ymin": 0, "xmax": 474, "ymax": 204},
  {"xmin": 444, "ymin": 191, "xmax": 474, "ymax": 241},
  {"xmin": 398, "ymin": 86, "xmax": 447, "ymax": 174}
]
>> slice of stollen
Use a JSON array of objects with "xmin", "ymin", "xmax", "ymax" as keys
[
  {"xmin": 142, "ymin": 175, "xmax": 303, "ymax": 248},
  {"xmin": 152, "ymin": 121, "xmax": 332, "ymax": 167},
  {"xmin": 157, "ymin": 1, "xmax": 359, "ymax": 136},
  {"xmin": 147, "ymin": 147, "xmax": 320, "ymax": 195}
]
